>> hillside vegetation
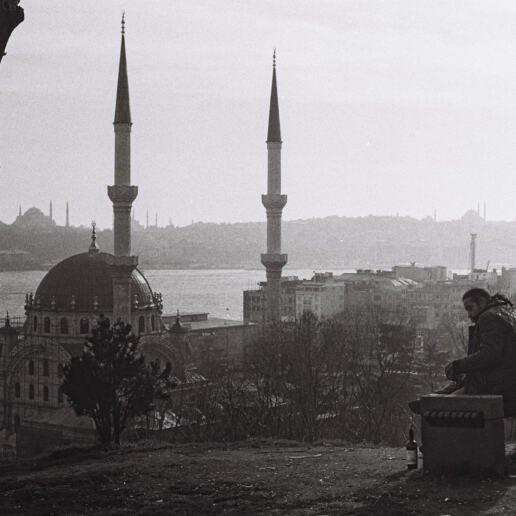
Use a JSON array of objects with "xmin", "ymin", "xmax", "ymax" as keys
[{"xmin": 1, "ymin": 208, "xmax": 514, "ymax": 269}]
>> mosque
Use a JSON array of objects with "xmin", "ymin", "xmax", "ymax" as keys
[
  {"xmin": 0, "ymin": 14, "xmax": 281, "ymax": 456},
  {"xmin": 0, "ymin": 19, "xmax": 186, "ymax": 456}
]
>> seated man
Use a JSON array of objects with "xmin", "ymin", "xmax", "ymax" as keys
[{"xmin": 411, "ymin": 288, "xmax": 516, "ymax": 417}]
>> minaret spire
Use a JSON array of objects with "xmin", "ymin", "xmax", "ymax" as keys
[
  {"xmin": 267, "ymin": 49, "xmax": 281, "ymax": 144},
  {"xmin": 49, "ymin": 200, "xmax": 53, "ymax": 222},
  {"xmin": 89, "ymin": 221, "xmax": 99, "ymax": 254},
  {"xmin": 114, "ymin": 12, "xmax": 131, "ymax": 126},
  {"xmin": 261, "ymin": 50, "xmax": 287, "ymax": 323},
  {"xmin": 65, "ymin": 201, "xmax": 70, "ymax": 228}
]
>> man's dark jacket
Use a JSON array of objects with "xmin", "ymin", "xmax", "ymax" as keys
[{"xmin": 455, "ymin": 303, "xmax": 516, "ymax": 416}]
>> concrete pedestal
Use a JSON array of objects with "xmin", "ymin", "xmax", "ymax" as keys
[{"xmin": 421, "ymin": 394, "xmax": 505, "ymax": 476}]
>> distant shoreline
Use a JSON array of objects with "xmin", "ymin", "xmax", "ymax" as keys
[{"xmin": 0, "ymin": 265, "xmax": 365, "ymax": 273}]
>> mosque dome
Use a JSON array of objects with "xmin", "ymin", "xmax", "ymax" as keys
[{"xmin": 34, "ymin": 251, "xmax": 155, "ymax": 312}]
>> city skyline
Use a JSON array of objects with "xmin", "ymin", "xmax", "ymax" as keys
[{"xmin": 3, "ymin": 2, "xmax": 516, "ymax": 228}]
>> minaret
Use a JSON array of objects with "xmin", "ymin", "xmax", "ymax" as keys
[
  {"xmin": 470, "ymin": 233, "xmax": 477, "ymax": 273},
  {"xmin": 49, "ymin": 200, "xmax": 53, "ymax": 222},
  {"xmin": 107, "ymin": 14, "xmax": 138, "ymax": 323},
  {"xmin": 18, "ymin": 205, "xmax": 21, "ymax": 217},
  {"xmin": 65, "ymin": 201, "xmax": 70, "ymax": 228},
  {"xmin": 260, "ymin": 50, "xmax": 287, "ymax": 323}
]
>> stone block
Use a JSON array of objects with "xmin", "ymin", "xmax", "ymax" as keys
[{"xmin": 421, "ymin": 394, "xmax": 505, "ymax": 476}]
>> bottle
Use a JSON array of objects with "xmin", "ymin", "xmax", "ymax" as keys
[{"xmin": 406, "ymin": 424, "xmax": 418, "ymax": 470}]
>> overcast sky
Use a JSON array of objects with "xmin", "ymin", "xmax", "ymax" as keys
[{"xmin": 2, "ymin": 1, "xmax": 516, "ymax": 228}]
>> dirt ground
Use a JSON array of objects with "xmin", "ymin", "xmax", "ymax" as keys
[{"xmin": 2, "ymin": 440, "xmax": 516, "ymax": 515}]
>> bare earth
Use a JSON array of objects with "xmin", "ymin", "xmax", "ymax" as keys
[{"xmin": 2, "ymin": 440, "xmax": 516, "ymax": 515}]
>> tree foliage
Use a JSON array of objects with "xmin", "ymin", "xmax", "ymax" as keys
[
  {"xmin": 167, "ymin": 306, "xmax": 448, "ymax": 445},
  {"xmin": 62, "ymin": 317, "xmax": 174, "ymax": 445}
]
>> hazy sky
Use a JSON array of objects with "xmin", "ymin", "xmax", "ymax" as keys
[{"xmin": 2, "ymin": 1, "xmax": 516, "ymax": 228}]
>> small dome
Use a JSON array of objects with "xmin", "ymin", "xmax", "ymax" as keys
[{"xmin": 34, "ymin": 252, "xmax": 154, "ymax": 312}]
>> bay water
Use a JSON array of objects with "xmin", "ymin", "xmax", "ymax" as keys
[{"xmin": 0, "ymin": 268, "xmax": 353, "ymax": 322}]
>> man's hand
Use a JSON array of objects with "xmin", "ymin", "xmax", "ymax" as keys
[
  {"xmin": 435, "ymin": 381, "xmax": 461, "ymax": 395},
  {"xmin": 445, "ymin": 360, "xmax": 461, "ymax": 381}
]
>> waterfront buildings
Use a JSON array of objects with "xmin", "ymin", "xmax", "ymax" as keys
[
  {"xmin": 243, "ymin": 262, "xmax": 508, "ymax": 333},
  {"xmin": 162, "ymin": 312, "xmax": 257, "ymax": 365}
]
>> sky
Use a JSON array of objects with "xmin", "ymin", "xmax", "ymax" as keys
[{"xmin": 2, "ymin": 1, "xmax": 516, "ymax": 228}]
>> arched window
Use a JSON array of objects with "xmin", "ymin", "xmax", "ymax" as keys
[
  {"xmin": 43, "ymin": 359, "xmax": 49, "ymax": 377},
  {"xmin": 33, "ymin": 316, "xmax": 38, "ymax": 332},
  {"xmin": 60, "ymin": 317, "xmax": 69, "ymax": 334},
  {"xmin": 57, "ymin": 363, "xmax": 64, "ymax": 378},
  {"xmin": 44, "ymin": 317, "xmax": 51, "ymax": 333},
  {"xmin": 14, "ymin": 414, "xmax": 20, "ymax": 429},
  {"xmin": 28, "ymin": 360, "xmax": 34, "ymax": 375},
  {"xmin": 43, "ymin": 386, "xmax": 49, "ymax": 401},
  {"xmin": 80, "ymin": 318, "xmax": 89, "ymax": 334},
  {"xmin": 138, "ymin": 316, "xmax": 145, "ymax": 334},
  {"xmin": 58, "ymin": 387, "xmax": 64, "ymax": 404},
  {"xmin": 151, "ymin": 315, "xmax": 155, "ymax": 331},
  {"xmin": 14, "ymin": 382, "xmax": 20, "ymax": 398},
  {"xmin": 29, "ymin": 384, "xmax": 34, "ymax": 400}
]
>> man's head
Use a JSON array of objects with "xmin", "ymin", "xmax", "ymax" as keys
[{"xmin": 462, "ymin": 288, "xmax": 491, "ymax": 321}]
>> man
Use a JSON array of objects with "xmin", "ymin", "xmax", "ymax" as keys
[
  {"xmin": 442, "ymin": 288, "xmax": 516, "ymax": 415},
  {"xmin": 410, "ymin": 288, "xmax": 516, "ymax": 417}
]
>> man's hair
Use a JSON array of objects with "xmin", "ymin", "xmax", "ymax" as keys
[{"xmin": 462, "ymin": 288, "xmax": 491, "ymax": 303}]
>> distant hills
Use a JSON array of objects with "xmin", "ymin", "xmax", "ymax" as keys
[{"xmin": 1, "ymin": 207, "xmax": 515, "ymax": 271}]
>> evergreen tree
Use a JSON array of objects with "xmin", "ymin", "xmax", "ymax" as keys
[{"xmin": 62, "ymin": 317, "xmax": 173, "ymax": 445}]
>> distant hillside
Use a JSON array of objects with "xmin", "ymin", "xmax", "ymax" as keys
[{"xmin": 1, "ymin": 208, "xmax": 515, "ymax": 270}]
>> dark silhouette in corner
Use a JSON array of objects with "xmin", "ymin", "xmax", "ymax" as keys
[{"xmin": 0, "ymin": 0, "xmax": 24, "ymax": 64}]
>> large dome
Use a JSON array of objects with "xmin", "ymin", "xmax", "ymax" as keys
[{"xmin": 34, "ymin": 252, "xmax": 154, "ymax": 312}]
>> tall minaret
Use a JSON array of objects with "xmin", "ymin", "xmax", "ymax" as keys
[
  {"xmin": 107, "ymin": 14, "xmax": 138, "ymax": 323},
  {"xmin": 49, "ymin": 200, "xmax": 53, "ymax": 222},
  {"xmin": 65, "ymin": 201, "xmax": 70, "ymax": 228},
  {"xmin": 260, "ymin": 50, "xmax": 287, "ymax": 323},
  {"xmin": 470, "ymin": 233, "xmax": 477, "ymax": 273}
]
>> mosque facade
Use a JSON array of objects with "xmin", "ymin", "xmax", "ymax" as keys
[{"xmin": 0, "ymin": 21, "xmax": 178, "ymax": 456}]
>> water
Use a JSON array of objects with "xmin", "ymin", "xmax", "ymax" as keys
[{"xmin": 0, "ymin": 268, "xmax": 353, "ymax": 321}]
